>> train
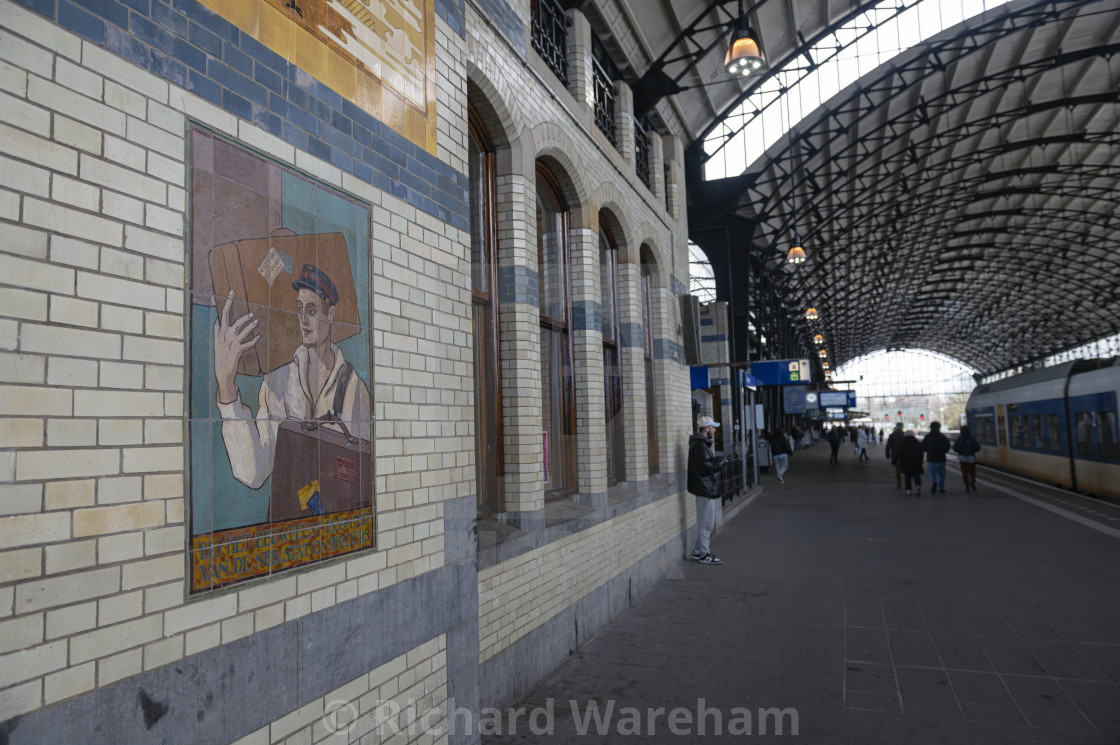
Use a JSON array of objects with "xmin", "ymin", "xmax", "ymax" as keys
[{"xmin": 964, "ymin": 357, "xmax": 1120, "ymax": 500}]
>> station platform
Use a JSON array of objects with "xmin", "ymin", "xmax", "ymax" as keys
[{"xmin": 485, "ymin": 438, "xmax": 1120, "ymax": 744}]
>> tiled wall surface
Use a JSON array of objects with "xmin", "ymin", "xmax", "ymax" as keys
[{"xmin": 0, "ymin": 0, "xmax": 696, "ymax": 738}]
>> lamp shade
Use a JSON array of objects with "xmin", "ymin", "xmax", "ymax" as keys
[
  {"xmin": 786, "ymin": 244, "xmax": 806, "ymax": 264},
  {"xmin": 723, "ymin": 22, "xmax": 766, "ymax": 76},
  {"xmin": 818, "ymin": 349, "xmax": 828, "ymax": 359},
  {"xmin": 805, "ymin": 307, "xmax": 818, "ymax": 320},
  {"xmin": 813, "ymin": 334, "xmax": 823, "ymax": 345}
]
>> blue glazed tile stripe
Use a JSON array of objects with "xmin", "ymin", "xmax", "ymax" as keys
[
  {"xmin": 473, "ymin": 0, "xmax": 524, "ymax": 55},
  {"xmin": 498, "ymin": 265, "xmax": 539, "ymax": 307},
  {"xmin": 21, "ymin": 0, "xmax": 469, "ymax": 233},
  {"xmin": 619, "ymin": 322, "xmax": 644, "ymax": 349},
  {"xmin": 654, "ymin": 338, "xmax": 685, "ymax": 364},
  {"xmin": 435, "ymin": 0, "xmax": 464, "ymax": 39}
]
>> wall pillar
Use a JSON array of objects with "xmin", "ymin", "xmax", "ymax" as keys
[
  {"xmin": 496, "ymin": 159, "xmax": 545, "ymax": 527},
  {"xmin": 571, "ymin": 223, "xmax": 606, "ymax": 495},
  {"xmin": 618, "ymin": 259, "xmax": 648, "ymax": 482}
]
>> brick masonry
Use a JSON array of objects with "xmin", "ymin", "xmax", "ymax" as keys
[{"xmin": 0, "ymin": 0, "xmax": 699, "ymax": 737}]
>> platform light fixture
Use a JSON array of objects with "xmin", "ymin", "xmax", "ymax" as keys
[
  {"xmin": 818, "ymin": 349, "xmax": 828, "ymax": 359},
  {"xmin": 786, "ymin": 234, "xmax": 806, "ymax": 264},
  {"xmin": 806, "ymin": 307, "xmax": 818, "ymax": 320},
  {"xmin": 723, "ymin": 0, "xmax": 766, "ymax": 77},
  {"xmin": 813, "ymin": 334, "xmax": 823, "ymax": 345}
]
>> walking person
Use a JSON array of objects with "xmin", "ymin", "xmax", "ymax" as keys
[
  {"xmin": 827, "ymin": 426, "xmax": 841, "ymax": 464},
  {"xmin": 885, "ymin": 423, "xmax": 905, "ymax": 488},
  {"xmin": 923, "ymin": 421, "xmax": 952, "ymax": 493},
  {"xmin": 856, "ymin": 427, "xmax": 870, "ymax": 462},
  {"xmin": 769, "ymin": 426, "xmax": 791, "ymax": 484},
  {"xmin": 953, "ymin": 424, "xmax": 982, "ymax": 491},
  {"xmin": 688, "ymin": 415, "xmax": 725, "ymax": 565},
  {"xmin": 898, "ymin": 430, "xmax": 925, "ymax": 495}
]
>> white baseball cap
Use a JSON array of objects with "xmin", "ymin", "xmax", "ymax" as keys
[{"xmin": 697, "ymin": 416, "xmax": 719, "ymax": 429}]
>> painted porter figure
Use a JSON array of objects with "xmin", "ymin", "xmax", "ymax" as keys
[{"xmin": 213, "ymin": 264, "xmax": 372, "ymax": 491}]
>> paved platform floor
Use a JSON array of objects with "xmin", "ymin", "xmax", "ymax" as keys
[{"xmin": 484, "ymin": 439, "xmax": 1120, "ymax": 744}]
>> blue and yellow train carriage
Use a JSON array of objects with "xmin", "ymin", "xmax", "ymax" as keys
[{"xmin": 965, "ymin": 358, "xmax": 1120, "ymax": 500}]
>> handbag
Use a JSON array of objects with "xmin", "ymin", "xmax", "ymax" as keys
[{"xmin": 268, "ymin": 363, "xmax": 371, "ymax": 522}]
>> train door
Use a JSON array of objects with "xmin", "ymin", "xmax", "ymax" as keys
[{"xmin": 995, "ymin": 404, "xmax": 1010, "ymax": 467}]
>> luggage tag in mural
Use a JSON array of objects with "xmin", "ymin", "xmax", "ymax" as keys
[
  {"xmin": 257, "ymin": 246, "xmax": 294, "ymax": 287},
  {"xmin": 297, "ymin": 479, "xmax": 325, "ymax": 515}
]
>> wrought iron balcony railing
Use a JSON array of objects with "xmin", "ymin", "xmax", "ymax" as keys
[{"xmin": 531, "ymin": 0, "xmax": 569, "ymax": 87}]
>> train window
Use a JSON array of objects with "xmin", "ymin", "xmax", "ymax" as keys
[
  {"xmin": 1075, "ymin": 413, "xmax": 1094, "ymax": 457},
  {"xmin": 1047, "ymin": 414, "xmax": 1061, "ymax": 452},
  {"xmin": 1012, "ymin": 416, "xmax": 1026, "ymax": 448},
  {"xmin": 1032, "ymin": 415, "xmax": 1044, "ymax": 450},
  {"xmin": 1101, "ymin": 411, "xmax": 1118, "ymax": 460},
  {"xmin": 996, "ymin": 413, "xmax": 1006, "ymax": 446}
]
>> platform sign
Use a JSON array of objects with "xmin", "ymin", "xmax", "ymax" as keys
[
  {"xmin": 740, "ymin": 370, "xmax": 762, "ymax": 388},
  {"xmin": 690, "ymin": 366, "xmax": 710, "ymax": 390},
  {"xmin": 750, "ymin": 359, "xmax": 811, "ymax": 385},
  {"xmin": 819, "ymin": 390, "xmax": 850, "ymax": 408},
  {"xmin": 848, "ymin": 392, "xmax": 858, "ymax": 409},
  {"xmin": 783, "ymin": 386, "xmax": 807, "ymax": 413}
]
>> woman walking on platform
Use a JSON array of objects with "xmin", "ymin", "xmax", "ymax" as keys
[{"xmin": 769, "ymin": 427, "xmax": 792, "ymax": 484}]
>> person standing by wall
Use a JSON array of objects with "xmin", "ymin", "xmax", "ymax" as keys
[
  {"xmin": 885, "ymin": 423, "xmax": 905, "ymax": 488},
  {"xmin": 923, "ymin": 421, "xmax": 952, "ymax": 493},
  {"xmin": 769, "ymin": 426, "xmax": 792, "ymax": 484},
  {"xmin": 899, "ymin": 430, "xmax": 925, "ymax": 495},
  {"xmin": 953, "ymin": 424, "xmax": 982, "ymax": 491},
  {"xmin": 688, "ymin": 416, "xmax": 726, "ymax": 565}
]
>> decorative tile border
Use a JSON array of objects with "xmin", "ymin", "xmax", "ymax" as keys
[{"xmin": 17, "ymin": 0, "xmax": 469, "ymax": 232}]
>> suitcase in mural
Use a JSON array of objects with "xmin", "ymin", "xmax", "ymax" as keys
[
  {"xmin": 268, "ymin": 364, "xmax": 371, "ymax": 522},
  {"xmin": 208, "ymin": 232, "xmax": 360, "ymax": 377}
]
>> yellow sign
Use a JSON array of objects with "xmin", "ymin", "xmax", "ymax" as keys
[
  {"xmin": 191, "ymin": 510, "xmax": 374, "ymax": 591},
  {"xmin": 200, "ymin": 0, "xmax": 438, "ymax": 153}
]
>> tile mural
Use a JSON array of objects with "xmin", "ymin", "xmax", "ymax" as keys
[{"xmin": 188, "ymin": 124, "xmax": 374, "ymax": 594}]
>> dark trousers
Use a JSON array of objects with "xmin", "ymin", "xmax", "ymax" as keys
[
  {"xmin": 960, "ymin": 462, "xmax": 977, "ymax": 487},
  {"xmin": 905, "ymin": 472, "xmax": 922, "ymax": 491}
]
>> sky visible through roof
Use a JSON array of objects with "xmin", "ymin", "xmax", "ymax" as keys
[{"xmin": 704, "ymin": 0, "xmax": 1014, "ymax": 179}]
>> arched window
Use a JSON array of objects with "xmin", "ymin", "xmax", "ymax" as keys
[
  {"xmin": 537, "ymin": 165, "xmax": 576, "ymax": 495},
  {"xmin": 469, "ymin": 108, "xmax": 502, "ymax": 514},
  {"xmin": 600, "ymin": 224, "xmax": 624, "ymax": 482},
  {"xmin": 641, "ymin": 247, "xmax": 659, "ymax": 474}
]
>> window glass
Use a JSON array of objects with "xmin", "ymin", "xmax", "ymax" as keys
[
  {"xmin": 469, "ymin": 115, "xmax": 502, "ymax": 513},
  {"xmin": 1010, "ymin": 415, "xmax": 1022, "ymax": 447},
  {"xmin": 599, "ymin": 231, "xmax": 616, "ymax": 343},
  {"xmin": 1075, "ymin": 412, "xmax": 1094, "ymax": 457},
  {"xmin": 468, "ymin": 135, "xmax": 489, "ymax": 294},
  {"xmin": 537, "ymin": 168, "xmax": 573, "ymax": 493},
  {"xmin": 1032, "ymin": 414, "xmax": 1044, "ymax": 451},
  {"xmin": 1047, "ymin": 414, "xmax": 1061, "ymax": 452},
  {"xmin": 641, "ymin": 248, "xmax": 659, "ymax": 473},
  {"xmin": 1100, "ymin": 411, "xmax": 1118, "ymax": 460},
  {"xmin": 996, "ymin": 413, "xmax": 1006, "ymax": 446},
  {"xmin": 600, "ymin": 226, "xmax": 623, "ymax": 481},
  {"xmin": 538, "ymin": 185, "xmax": 566, "ymax": 324}
]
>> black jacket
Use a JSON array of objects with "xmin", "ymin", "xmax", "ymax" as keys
[
  {"xmin": 953, "ymin": 434, "xmax": 981, "ymax": 457},
  {"xmin": 885, "ymin": 429, "xmax": 904, "ymax": 460},
  {"xmin": 923, "ymin": 429, "xmax": 952, "ymax": 463},
  {"xmin": 688, "ymin": 434, "xmax": 722, "ymax": 498},
  {"xmin": 899, "ymin": 435, "xmax": 925, "ymax": 475}
]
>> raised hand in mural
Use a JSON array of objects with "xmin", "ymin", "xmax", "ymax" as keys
[{"xmin": 214, "ymin": 289, "xmax": 260, "ymax": 405}]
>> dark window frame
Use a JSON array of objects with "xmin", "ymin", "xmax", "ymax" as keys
[
  {"xmin": 468, "ymin": 108, "xmax": 503, "ymax": 515},
  {"xmin": 537, "ymin": 164, "xmax": 577, "ymax": 498},
  {"xmin": 600, "ymin": 225, "xmax": 624, "ymax": 483},
  {"xmin": 641, "ymin": 248, "xmax": 659, "ymax": 474}
]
